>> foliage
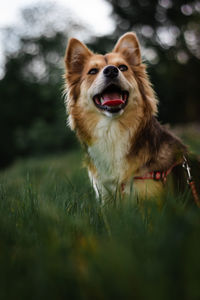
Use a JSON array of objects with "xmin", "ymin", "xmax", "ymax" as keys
[
  {"xmin": 0, "ymin": 4, "xmax": 81, "ymax": 168},
  {"xmin": 0, "ymin": 150, "xmax": 200, "ymax": 300},
  {"xmin": 0, "ymin": 1, "xmax": 200, "ymax": 169}
]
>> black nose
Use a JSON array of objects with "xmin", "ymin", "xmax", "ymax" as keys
[{"xmin": 103, "ymin": 65, "xmax": 119, "ymax": 79}]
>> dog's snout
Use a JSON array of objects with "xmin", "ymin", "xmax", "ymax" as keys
[{"xmin": 103, "ymin": 65, "xmax": 119, "ymax": 79}]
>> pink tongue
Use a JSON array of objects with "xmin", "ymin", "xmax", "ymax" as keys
[{"xmin": 102, "ymin": 92, "xmax": 124, "ymax": 107}]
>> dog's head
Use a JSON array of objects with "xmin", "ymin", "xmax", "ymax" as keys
[{"xmin": 64, "ymin": 32, "xmax": 157, "ymax": 133}]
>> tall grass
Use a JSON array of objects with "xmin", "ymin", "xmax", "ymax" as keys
[{"xmin": 0, "ymin": 149, "xmax": 200, "ymax": 300}]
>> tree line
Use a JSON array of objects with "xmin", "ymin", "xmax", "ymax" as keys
[{"xmin": 0, "ymin": 0, "xmax": 200, "ymax": 168}]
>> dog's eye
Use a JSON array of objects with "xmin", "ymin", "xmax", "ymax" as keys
[
  {"xmin": 88, "ymin": 68, "xmax": 99, "ymax": 75},
  {"xmin": 118, "ymin": 65, "xmax": 128, "ymax": 72}
]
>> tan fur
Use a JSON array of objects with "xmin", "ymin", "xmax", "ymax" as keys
[{"xmin": 64, "ymin": 32, "xmax": 186, "ymax": 201}]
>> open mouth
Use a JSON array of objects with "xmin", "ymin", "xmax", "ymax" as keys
[{"xmin": 93, "ymin": 84, "xmax": 129, "ymax": 113}]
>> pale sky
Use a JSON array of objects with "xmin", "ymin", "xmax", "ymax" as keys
[
  {"xmin": 0, "ymin": 0, "xmax": 114, "ymax": 77},
  {"xmin": 0, "ymin": 0, "xmax": 114, "ymax": 35}
]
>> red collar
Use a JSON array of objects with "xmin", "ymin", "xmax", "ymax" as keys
[
  {"xmin": 121, "ymin": 162, "xmax": 180, "ymax": 192},
  {"xmin": 121, "ymin": 157, "xmax": 200, "ymax": 208},
  {"xmin": 133, "ymin": 162, "xmax": 179, "ymax": 183},
  {"xmin": 134, "ymin": 162, "xmax": 180, "ymax": 182}
]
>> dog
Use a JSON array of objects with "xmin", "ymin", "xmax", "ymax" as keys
[{"xmin": 64, "ymin": 32, "xmax": 200, "ymax": 203}]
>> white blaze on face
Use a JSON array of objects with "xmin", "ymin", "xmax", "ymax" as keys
[
  {"xmin": 86, "ymin": 67, "xmax": 135, "ymax": 117},
  {"xmin": 88, "ymin": 66, "xmax": 131, "ymax": 97}
]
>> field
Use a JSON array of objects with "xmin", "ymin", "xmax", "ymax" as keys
[{"xmin": 0, "ymin": 131, "xmax": 200, "ymax": 300}]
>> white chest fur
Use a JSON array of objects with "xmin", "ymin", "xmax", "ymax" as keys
[{"xmin": 88, "ymin": 118, "xmax": 130, "ymax": 189}]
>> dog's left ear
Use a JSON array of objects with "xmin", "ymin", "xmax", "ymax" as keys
[
  {"xmin": 65, "ymin": 38, "xmax": 92, "ymax": 74},
  {"xmin": 113, "ymin": 32, "xmax": 141, "ymax": 66}
]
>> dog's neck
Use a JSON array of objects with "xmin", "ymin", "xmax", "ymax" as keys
[{"xmin": 87, "ymin": 115, "xmax": 143, "ymax": 184}]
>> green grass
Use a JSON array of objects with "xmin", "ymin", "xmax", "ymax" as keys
[{"xmin": 0, "ymin": 147, "xmax": 200, "ymax": 300}]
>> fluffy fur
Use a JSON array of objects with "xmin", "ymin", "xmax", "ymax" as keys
[{"xmin": 64, "ymin": 32, "xmax": 189, "ymax": 201}]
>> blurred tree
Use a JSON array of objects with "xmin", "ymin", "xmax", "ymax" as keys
[
  {"xmin": 97, "ymin": 0, "xmax": 200, "ymax": 124},
  {"xmin": 1, "ymin": 1, "xmax": 200, "ymax": 169},
  {"xmin": 0, "ymin": 3, "xmax": 87, "ymax": 168}
]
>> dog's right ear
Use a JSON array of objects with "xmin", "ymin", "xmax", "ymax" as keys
[
  {"xmin": 113, "ymin": 32, "xmax": 142, "ymax": 66},
  {"xmin": 65, "ymin": 38, "xmax": 92, "ymax": 74}
]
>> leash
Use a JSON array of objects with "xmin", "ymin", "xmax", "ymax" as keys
[
  {"xmin": 122, "ymin": 156, "xmax": 200, "ymax": 207},
  {"xmin": 182, "ymin": 156, "xmax": 200, "ymax": 208}
]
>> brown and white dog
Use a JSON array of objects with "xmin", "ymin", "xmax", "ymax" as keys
[{"xmin": 64, "ymin": 32, "xmax": 191, "ymax": 201}]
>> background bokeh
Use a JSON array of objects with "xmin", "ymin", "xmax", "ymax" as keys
[{"xmin": 0, "ymin": 0, "xmax": 200, "ymax": 168}]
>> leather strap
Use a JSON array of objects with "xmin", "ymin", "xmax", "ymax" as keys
[{"xmin": 133, "ymin": 162, "xmax": 179, "ymax": 183}]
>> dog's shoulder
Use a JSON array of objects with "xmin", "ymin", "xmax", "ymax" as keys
[{"xmin": 128, "ymin": 117, "xmax": 187, "ymax": 170}]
